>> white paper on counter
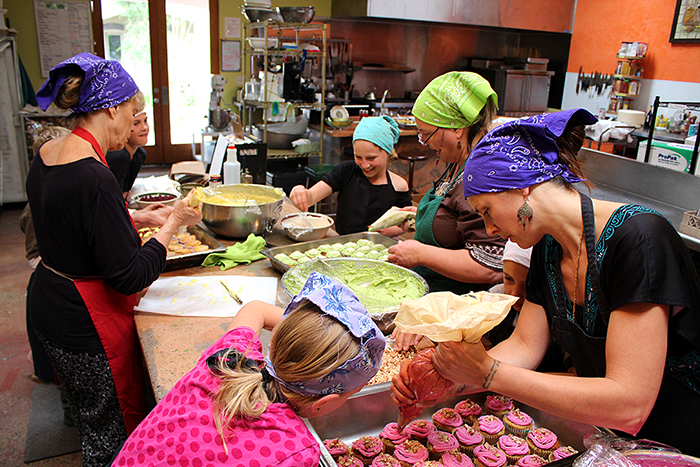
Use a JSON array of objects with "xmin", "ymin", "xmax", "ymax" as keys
[{"xmin": 134, "ymin": 276, "xmax": 278, "ymax": 317}]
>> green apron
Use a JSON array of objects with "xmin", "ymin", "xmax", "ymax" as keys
[{"xmin": 413, "ymin": 162, "xmax": 481, "ymax": 294}]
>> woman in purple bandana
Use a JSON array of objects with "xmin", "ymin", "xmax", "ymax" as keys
[
  {"xmin": 26, "ymin": 53, "xmax": 202, "ymax": 466},
  {"xmin": 392, "ymin": 109, "xmax": 700, "ymax": 455},
  {"xmin": 112, "ymin": 272, "xmax": 386, "ymax": 466}
]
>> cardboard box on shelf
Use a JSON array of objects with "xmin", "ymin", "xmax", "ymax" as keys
[{"xmin": 637, "ymin": 140, "xmax": 698, "ymax": 175}]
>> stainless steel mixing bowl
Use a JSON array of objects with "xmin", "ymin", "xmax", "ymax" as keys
[{"xmin": 201, "ymin": 184, "xmax": 284, "ymax": 238}]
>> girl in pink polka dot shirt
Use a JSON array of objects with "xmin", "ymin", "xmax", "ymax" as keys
[{"xmin": 111, "ymin": 272, "xmax": 385, "ymax": 466}]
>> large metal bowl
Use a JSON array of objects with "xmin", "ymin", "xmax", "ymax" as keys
[
  {"xmin": 253, "ymin": 125, "xmax": 306, "ymax": 149},
  {"xmin": 201, "ymin": 184, "xmax": 284, "ymax": 238},
  {"xmin": 276, "ymin": 6, "xmax": 315, "ymax": 23},
  {"xmin": 280, "ymin": 258, "xmax": 428, "ymax": 332},
  {"xmin": 241, "ymin": 6, "xmax": 283, "ymax": 22}
]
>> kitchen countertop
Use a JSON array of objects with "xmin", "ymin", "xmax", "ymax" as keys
[
  {"xmin": 310, "ymin": 120, "xmax": 420, "ymax": 138},
  {"xmin": 134, "ymin": 199, "xmax": 302, "ymax": 401}
]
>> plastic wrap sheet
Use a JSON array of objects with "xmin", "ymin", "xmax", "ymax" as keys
[{"xmin": 394, "ymin": 291, "xmax": 519, "ymax": 343}]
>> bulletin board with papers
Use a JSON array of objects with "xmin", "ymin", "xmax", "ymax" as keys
[{"xmin": 33, "ymin": 0, "xmax": 93, "ymax": 77}]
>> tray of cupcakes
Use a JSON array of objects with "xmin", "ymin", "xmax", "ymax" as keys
[{"xmin": 308, "ymin": 384, "xmax": 600, "ymax": 467}]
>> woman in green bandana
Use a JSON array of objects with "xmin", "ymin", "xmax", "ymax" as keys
[{"xmin": 388, "ymin": 72, "xmax": 506, "ymax": 300}]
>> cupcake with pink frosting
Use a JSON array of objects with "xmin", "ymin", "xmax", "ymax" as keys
[
  {"xmin": 427, "ymin": 431, "xmax": 460, "ymax": 460},
  {"xmin": 441, "ymin": 450, "xmax": 475, "ymax": 467},
  {"xmin": 503, "ymin": 408, "xmax": 533, "ymax": 436},
  {"xmin": 497, "ymin": 434, "xmax": 530, "ymax": 464},
  {"xmin": 454, "ymin": 399, "xmax": 482, "ymax": 425},
  {"xmin": 549, "ymin": 446, "xmax": 579, "ymax": 462},
  {"xmin": 352, "ymin": 435, "xmax": 385, "ymax": 466},
  {"xmin": 453, "ymin": 424, "xmax": 484, "ymax": 455},
  {"xmin": 472, "ymin": 443, "xmax": 507, "ymax": 467},
  {"xmin": 337, "ymin": 455, "xmax": 365, "ymax": 467},
  {"xmin": 526, "ymin": 428, "xmax": 559, "ymax": 458},
  {"xmin": 484, "ymin": 395, "xmax": 514, "ymax": 419},
  {"xmin": 323, "ymin": 438, "xmax": 350, "ymax": 460},
  {"xmin": 370, "ymin": 454, "xmax": 402, "ymax": 467},
  {"xmin": 413, "ymin": 462, "xmax": 443, "ymax": 467},
  {"xmin": 475, "ymin": 415, "xmax": 506, "ymax": 444},
  {"xmin": 379, "ymin": 422, "xmax": 411, "ymax": 455},
  {"xmin": 515, "ymin": 454, "xmax": 549, "ymax": 466},
  {"xmin": 432, "ymin": 408, "xmax": 463, "ymax": 432},
  {"xmin": 394, "ymin": 440, "xmax": 429, "ymax": 467},
  {"xmin": 406, "ymin": 420, "xmax": 437, "ymax": 445}
]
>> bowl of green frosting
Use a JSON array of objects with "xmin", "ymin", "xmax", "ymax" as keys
[{"xmin": 281, "ymin": 258, "xmax": 429, "ymax": 333}]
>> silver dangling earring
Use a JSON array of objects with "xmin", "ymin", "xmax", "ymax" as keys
[{"xmin": 517, "ymin": 197, "xmax": 534, "ymax": 230}]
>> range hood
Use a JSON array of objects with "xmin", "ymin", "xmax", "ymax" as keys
[{"xmin": 331, "ymin": 0, "xmax": 576, "ymax": 34}]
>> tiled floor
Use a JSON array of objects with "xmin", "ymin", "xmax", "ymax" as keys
[{"xmin": 0, "ymin": 203, "xmax": 83, "ymax": 466}]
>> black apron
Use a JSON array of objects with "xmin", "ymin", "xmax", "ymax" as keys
[
  {"xmin": 550, "ymin": 192, "xmax": 700, "ymax": 455},
  {"xmin": 413, "ymin": 162, "xmax": 480, "ymax": 294}
]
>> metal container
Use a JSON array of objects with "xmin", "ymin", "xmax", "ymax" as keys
[
  {"xmin": 240, "ymin": 6, "xmax": 283, "ymax": 22},
  {"xmin": 280, "ymin": 212, "xmax": 334, "ymax": 242},
  {"xmin": 263, "ymin": 232, "xmax": 399, "ymax": 273},
  {"xmin": 208, "ymin": 108, "xmax": 230, "ymax": 130},
  {"xmin": 201, "ymin": 184, "xmax": 285, "ymax": 238},
  {"xmin": 280, "ymin": 258, "xmax": 428, "ymax": 316},
  {"xmin": 253, "ymin": 125, "xmax": 306, "ymax": 149},
  {"xmin": 163, "ymin": 225, "xmax": 226, "ymax": 272},
  {"xmin": 309, "ymin": 387, "xmax": 599, "ymax": 467},
  {"xmin": 276, "ymin": 6, "xmax": 315, "ymax": 23}
]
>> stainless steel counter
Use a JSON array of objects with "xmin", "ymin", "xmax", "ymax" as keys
[{"xmin": 576, "ymin": 148, "xmax": 700, "ymax": 252}]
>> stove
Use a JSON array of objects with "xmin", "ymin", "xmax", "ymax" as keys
[{"xmin": 352, "ymin": 97, "xmax": 415, "ymax": 112}]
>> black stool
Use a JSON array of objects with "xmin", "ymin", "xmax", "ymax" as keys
[{"xmin": 398, "ymin": 153, "xmax": 428, "ymax": 193}]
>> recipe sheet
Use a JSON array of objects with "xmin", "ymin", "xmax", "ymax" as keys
[{"xmin": 135, "ymin": 276, "xmax": 278, "ymax": 317}]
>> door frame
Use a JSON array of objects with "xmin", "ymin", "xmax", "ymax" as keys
[{"xmin": 91, "ymin": 0, "xmax": 220, "ymax": 164}]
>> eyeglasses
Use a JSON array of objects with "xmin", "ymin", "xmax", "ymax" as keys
[{"xmin": 418, "ymin": 127, "xmax": 440, "ymax": 146}]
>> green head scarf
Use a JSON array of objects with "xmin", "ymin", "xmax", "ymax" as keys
[{"xmin": 412, "ymin": 72, "xmax": 497, "ymax": 129}]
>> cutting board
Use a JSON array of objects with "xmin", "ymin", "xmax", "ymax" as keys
[{"xmin": 134, "ymin": 275, "xmax": 278, "ymax": 317}]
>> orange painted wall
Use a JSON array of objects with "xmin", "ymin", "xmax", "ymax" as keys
[{"xmin": 569, "ymin": 0, "xmax": 700, "ymax": 83}]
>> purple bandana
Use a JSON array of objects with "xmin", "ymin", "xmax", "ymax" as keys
[
  {"xmin": 36, "ymin": 53, "xmax": 138, "ymax": 113},
  {"xmin": 265, "ymin": 271, "xmax": 385, "ymax": 396},
  {"xmin": 463, "ymin": 108, "xmax": 597, "ymax": 198}
]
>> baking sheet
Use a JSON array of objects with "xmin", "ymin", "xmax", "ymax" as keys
[
  {"xmin": 134, "ymin": 275, "xmax": 277, "ymax": 317},
  {"xmin": 310, "ymin": 385, "xmax": 599, "ymax": 467},
  {"xmin": 263, "ymin": 232, "xmax": 399, "ymax": 273},
  {"xmin": 163, "ymin": 225, "xmax": 227, "ymax": 272}
]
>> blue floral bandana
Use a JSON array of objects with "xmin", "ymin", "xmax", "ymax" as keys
[
  {"xmin": 36, "ymin": 52, "xmax": 138, "ymax": 114},
  {"xmin": 265, "ymin": 271, "xmax": 385, "ymax": 396},
  {"xmin": 463, "ymin": 108, "xmax": 597, "ymax": 198}
]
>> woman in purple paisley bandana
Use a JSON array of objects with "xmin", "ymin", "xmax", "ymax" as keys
[{"xmin": 393, "ymin": 108, "xmax": 700, "ymax": 455}]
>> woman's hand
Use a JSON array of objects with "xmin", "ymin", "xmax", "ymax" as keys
[
  {"xmin": 432, "ymin": 341, "xmax": 493, "ymax": 387},
  {"xmin": 390, "ymin": 360, "xmax": 415, "ymax": 407},
  {"xmin": 289, "ymin": 185, "xmax": 310, "ymax": 212},
  {"xmin": 391, "ymin": 328, "xmax": 424, "ymax": 351},
  {"xmin": 170, "ymin": 190, "xmax": 203, "ymax": 227},
  {"xmin": 388, "ymin": 240, "xmax": 425, "ymax": 269},
  {"xmin": 132, "ymin": 203, "xmax": 173, "ymax": 228}
]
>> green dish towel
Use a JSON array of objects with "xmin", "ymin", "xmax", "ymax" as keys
[{"xmin": 202, "ymin": 234, "xmax": 266, "ymax": 270}]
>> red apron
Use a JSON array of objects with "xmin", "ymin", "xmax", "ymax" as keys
[{"xmin": 71, "ymin": 126, "xmax": 147, "ymax": 434}]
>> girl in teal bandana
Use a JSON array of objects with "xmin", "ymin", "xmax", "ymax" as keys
[{"xmin": 290, "ymin": 116, "xmax": 412, "ymax": 235}]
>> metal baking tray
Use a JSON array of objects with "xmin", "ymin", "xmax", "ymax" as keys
[
  {"xmin": 163, "ymin": 225, "xmax": 226, "ymax": 272},
  {"xmin": 262, "ymin": 232, "xmax": 399, "ymax": 273},
  {"xmin": 309, "ymin": 384, "xmax": 599, "ymax": 467}
]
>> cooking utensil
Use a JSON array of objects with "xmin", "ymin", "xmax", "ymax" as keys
[
  {"xmin": 200, "ymin": 184, "xmax": 284, "ymax": 238},
  {"xmin": 276, "ymin": 6, "xmax": 314, "ymax": 23},
  {"xmin": 363, "ymin": 86, "xmax": 377, "ymax": 100},
  {"xmin": 280, "ymin": 212, "xmax": 334, "ymax": 242},
  {"xmin": 219, "ymin": 279, "xmax": 243, "ymax": 304}
]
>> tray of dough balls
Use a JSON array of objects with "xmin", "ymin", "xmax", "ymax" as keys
[
  {"xmin": 138, "ymin": 225, "xmax": 226, "ymax": 272},
  {"xmin": 263, "ymin": 232, "xmax": 398, "ymax": 274},
  {"xmin": 308, "ymin": 383, "xmax": 598, "ymax": 467}
]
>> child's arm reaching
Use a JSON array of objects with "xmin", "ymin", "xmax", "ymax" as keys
[{"xmin": 227, "ymin": 300, "xmax": 284, "ymax": 335}]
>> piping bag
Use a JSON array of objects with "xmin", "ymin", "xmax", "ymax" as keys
[{"xmin": 394, "ymin": 291, "xmax": 518, "ymax": 428}]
